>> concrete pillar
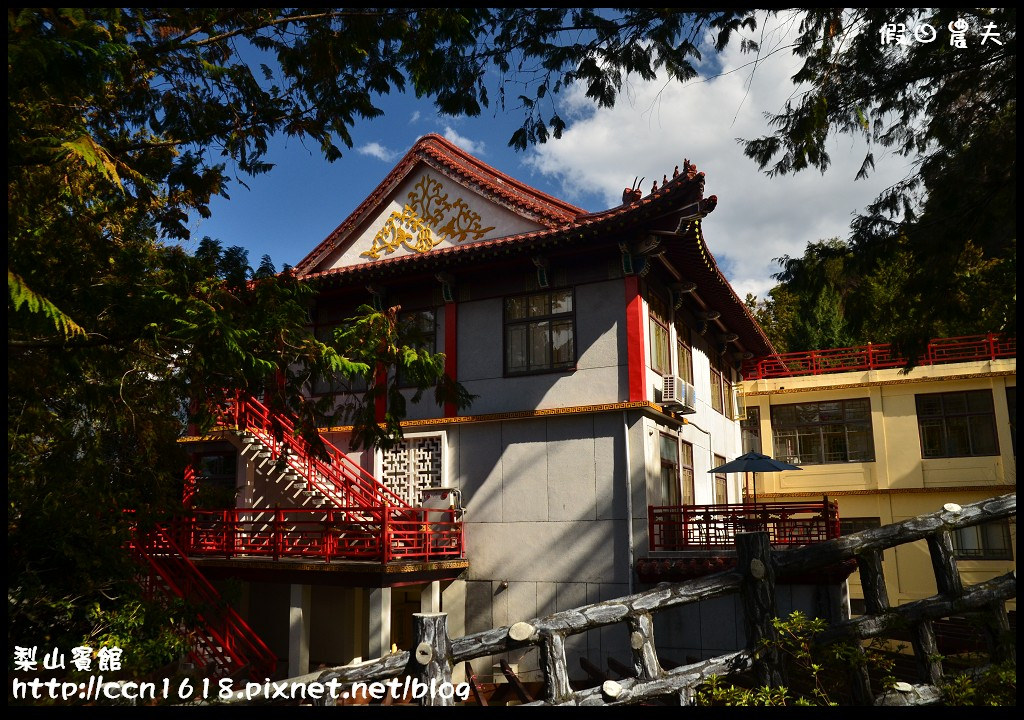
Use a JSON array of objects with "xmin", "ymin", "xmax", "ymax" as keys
[
  {"xmin": 420, "ymin": 580, "xmax": 441, "ymax": 613},
  {"xmin": 368, "ymin": 586, "xmax": 392, "ymax": 659},
  {"xmin": 289, "ymin": 584, "xmax": 311, "ymax": 677}
]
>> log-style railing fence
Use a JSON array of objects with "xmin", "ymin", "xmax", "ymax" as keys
[{"xmin": 224, "ymin": 493, "xmax": 1015, "ymax": 707}]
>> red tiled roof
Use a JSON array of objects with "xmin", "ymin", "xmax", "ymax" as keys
[
  {"xmin": 297, "ymin": 137, "xmax": 774, "ymax": 356},
  {"xmin": 295, "ymin": 134, "xmax": 585, "ymax": 276}
]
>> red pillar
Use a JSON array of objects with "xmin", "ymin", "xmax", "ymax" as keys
[
  {"xmin": 444, "ymin": 301, "xmax": 458, "ymax": 418},
  {"xmin": 624, "ymin": 276, "xmax": 647, "ymax": 402}
]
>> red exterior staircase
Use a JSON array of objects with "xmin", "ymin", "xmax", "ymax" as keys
[
  {"xmin": 217, "ymin": 392, "xmax": 412, "ymax": 512},
  {"xmin": 129, "ymin": 524, "xmax": 277, "ymax": 681}
]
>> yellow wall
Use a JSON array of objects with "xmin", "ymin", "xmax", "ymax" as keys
[{"xmin": 742, "ymin": 358, "xmax": 1016, "ymax": 610}]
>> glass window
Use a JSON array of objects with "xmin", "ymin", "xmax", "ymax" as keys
[
  {"xmin": 397, "ymin": 308, "xmax": 437, "ymax": 387},
  {"xmin": 952, "ymin": 519, "xmax": 1013, "ymax": 560},
  {"xmin": 840, "ymin": 517, "xmax": 881, "ymax": 536},
  {"xmin": 680, "ymin": 441, "xmax": 695, "ymax": 506},
  {"xmin": 659, "ymin": 433, "xmax": 680, "ymax": 506},
  {"xmin": 674, "ymin": 319, "xmax": 693, "ymax": 385},
  {"xmin": 648, "ymin": 292, "xmax": 671, "ymax": 375},
  {"xmin": 710, "ymin": 368, "xmax": 725, "ymax": 414},
  {"xmin": 770, "ymin": 398, "xmax": 875, "ymax": 464},
  {"xmin": 713, "ymin": 453, "xmax": 728, "ymax": 504},
  {"xmin": 915, "ymin": 390, "xmax": 998, "ymax": 458},
  {"xmin": 741, "ymin": 406, "xmax": 762, "ymax": 455},
  {"xmin": 1007, "ymin": 387, "xmax": 1016, "ymax": 455},
  {"xmin": 504, "ymin": 289, "xmax": 575, "ymax": 375}
]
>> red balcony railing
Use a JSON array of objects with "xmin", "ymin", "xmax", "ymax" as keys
[
  {"xmin": 170, "ymin": 507, "xmax": 465, "ymax": 564},
  {"xmin": 648, "ymin": 500, "xmax": 840, "ymax": 551},
  {"xmin": 742, "ymin": 333, "xmax": 1015, "ymax": 380}
]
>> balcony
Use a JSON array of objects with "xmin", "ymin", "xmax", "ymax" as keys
[
  {"xmin": 648, "ymin": 500, "xmax": 840, "ymax": 551},
  {"xmin": 741, "ymin": 333, "xmax": 1015, "ymax": 380},
  {"xmin": 162, "ymin": 506, "xmax": 465, "ymax": 565}
]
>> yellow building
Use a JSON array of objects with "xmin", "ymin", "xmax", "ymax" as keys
[{"xmin": 740, "ymin": 335, "xmax": 1016, "ymax": 613}]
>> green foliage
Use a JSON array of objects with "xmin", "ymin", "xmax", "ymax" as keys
[
  {"xmin": 741, "ymin": 8, "xmax": 1015, "ymax": 358},
  {"xmin": 693, "ymin": 611, "xmax": 899, "ymax": 706},
  {"xmin": 940, "ymin": 661, "xmax": 1017, "ymax": 706}
]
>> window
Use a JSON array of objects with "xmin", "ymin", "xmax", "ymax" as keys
[
  {"xmin": 504, "ymin": 289, "xmax": 575, "ymax": 375},
  {"xmin": 713, "ymin": 453, "xmax": 728, "ymax": 504},
  {"xmin": 648, "ymin": 292, "xmax": 671, "ymax": 375},
  {"xmin": 771, "ymin": 398, "xmax": 875, "ymax": 464},
  {"xmin": 1006, "ymin": 387, "xmax": 1015, "ymax": 455},
  {"xmin": 916, "ymin": 390, "xmax": 998, "ymax": 458},
  {"xmin": 680, "ymin": 441, "xmax": 695, "ymax": 506},
  {"xmin": 952, "ymin": 519, "xmax": 1013, "ymax": 560},
  {"xmin": 674, "ymin": 319, "xmax": 693, "ymax": 385},
  {"xmin": 741, "ymin": 406, "xmax": 762, "ymax": 455},
  {"xmin": 659, "ymin": 433, "xmax": 680, "ymax": 506},
  {"xmin": 840, "ymin": 517, "xmax": 881, "ymax": 536},
  {"xmin": 710, "ymin": 367, "xmax": 725, "ymax": 414},
  {"xmin": 397, "ymin": 308, "xmax": 437, "ymax": 386}
]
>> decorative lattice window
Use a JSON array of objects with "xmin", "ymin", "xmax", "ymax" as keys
[{"xmin": 378, "ymin": 433, "xmax": 446, "ymax": 506}]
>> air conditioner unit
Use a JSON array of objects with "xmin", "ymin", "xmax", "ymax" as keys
[{"xmin": 661, "ymin": 374, "xmax": 697, "ymax": 414}]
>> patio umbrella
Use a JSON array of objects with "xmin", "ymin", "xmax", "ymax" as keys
[{"xmin": 708, "ymin": 452, "xmax": 802, "ymax": 503}]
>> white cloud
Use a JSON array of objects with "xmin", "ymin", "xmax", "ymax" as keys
[
  {"xmin": 409, "ymin": 110, "xmax": 421, "ymax": 124},
  {"xmin": 357, "ymin": 142, "xmax": 400, "ymax": 162},
  {"xmin": 442, "ymin": 125, "xmax": 487, "ymax": 156},
  {"xmin": 522, "ymin": 12, "xmax": 913, "ymax": 300}
]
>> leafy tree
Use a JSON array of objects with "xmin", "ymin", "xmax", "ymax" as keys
[{"xmin": 741, "ymin": 8, "xmax": 1015, "ymax": 359}]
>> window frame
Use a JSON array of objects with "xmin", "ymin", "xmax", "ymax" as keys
[
  {"xmin": 503, "ymin": 288, "xmax": 577, "ymax": 377},
  {"xmin": 915, "ymin": 390, "xmax": 999, "ymax": 459},
  {"xmin": 741, "ymin": 406, "xmax": 762, "ymax": 455},
  {"xmin": 770, "ymin": 398, "xmax": 876, "ymax": 465},
  {"xmin": 659, "ymin": 432, "xmax": 681, "ymax": 506},
  {"xmin": 674, "ymin": 319, "xmax": 694, "ymax": 386},
  {"xmin": 396, "ymin": 307, "xmax": 438, "ymax": 388},
  {"xmin": 680, "ymin": 440, "xmax": 695, "ymax": 506},
  {"xmin": 713, "ymin": 453, "xmax": 728, "ymax": 504},
  {"xmin": 647, "ymin": 291, "xmax": 671, "ymax": 375},
  {"xmin": 952, "ymin": 519, "xmax": 1014, "ymax": 561}
]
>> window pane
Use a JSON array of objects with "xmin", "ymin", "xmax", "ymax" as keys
[
  {"xmin": 795, "ymin": 404, "xmax": 820, "ymax": 423},
  {"xmin": 529, "ymin": 321, "xmax": 549, "ymax": 367},
  {"xmin": 651, "ymin": 322, "xmax": 670, "ymax": 374},
  {"xmin": 916, "ymin": 395, "xmax": 943, "ymax": 417},
  {"xmin": 818, "ymin": 402, "xmax": 842, "ymax": 422},
  {"xmin": 506, "ymin": 324, "xmax": 528, "ymax": 372},
  {"xmin": 844, "ymin": 399, "xmax": 871, "ymax": 421},
  {"xmin": 942, "ymin": 393, "xmax": 968, "ymax": 415},
  {"xmin": 846, "ymin": 428, "xmax": 874, "ymax": 461},
  {"xmin": 551, "ymin": 289, "xmax": 573, "ymax": 314},
  {"xmin": 660, "ymin": 434, "xmax": 678, "ymax": 463},
  {"xmin": 945, "ymin": 416, "xmax": 971, "ymax": 456},
  {"xmin": 797, "ymin": 427, "xmax": 823, "ymax": 464},
  {"xmin": 967, "ymin": 391, "xmax": 994, "ymax": 412},
  {"xmin": 528, "ymin": 293, "xmax": 548, "ymax": 317},
  {"xmin": 919, "ymin": 419, "xmax": 945, "ymax": 458},
  {"xmin": 680, "ymin": 441, "xmax": 693, "ymax": 467},
  {"xmin": 772, "ymin": 405, "xmax": 796, "ymax": 426},
  {"xmin": 676, "ymin": 341, "xmax": 693, "ymax": 384},
  {"xmin": 506, "ymin": 296, "xmax": 526, "ymax": 320},
  {"xmin": 968, "ymin": 416, "xmax": 998, "ymax": 455},
  {"xmin": 551, "ymin": 320, "xmax": 574, "ymax": 365}
]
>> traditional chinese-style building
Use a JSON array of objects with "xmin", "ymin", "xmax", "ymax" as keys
[{"xmin": 158, "ymin": 134, "xmax": 1014, "ymax": 683}]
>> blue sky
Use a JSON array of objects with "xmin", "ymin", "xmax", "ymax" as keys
[{"xmin": 187, "ymin": 12, "xmax": 912, "ymax": 300}]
